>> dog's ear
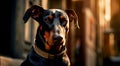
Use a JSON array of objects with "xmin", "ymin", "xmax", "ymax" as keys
[
  {"xmin": 23, "ymin": 5, "xmax": 44, "ymax": 23},
  {"xmin": 65, "ymin": 9, "xmax": 80, "ymax": 29}
]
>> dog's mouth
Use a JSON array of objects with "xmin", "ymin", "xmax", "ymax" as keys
[
  {"xmin": 51, "ymin": 39, "xmax": 64, "ymax": 51},
  {"xmin": 54, "ymin": 40, "xmax": 64, "ymax": 46}
]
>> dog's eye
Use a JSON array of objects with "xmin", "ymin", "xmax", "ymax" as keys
[
  {"xmin": 60, "ymin": 16, "xmax": 67, "ymax": 26},
  {"xmin": 44, "ymin": 16, "xmax": 53, "ymax": 24}
]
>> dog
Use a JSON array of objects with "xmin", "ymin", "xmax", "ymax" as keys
[{"xmin": 21, "ymin": 5, "xmax": 79, "ymax": 66}]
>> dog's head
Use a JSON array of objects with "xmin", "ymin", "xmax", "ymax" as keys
[{"xmin": 23, "ymin": 5, "xmax": 79, "ymax": 52}]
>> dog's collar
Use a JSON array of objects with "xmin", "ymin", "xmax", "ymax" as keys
[{"xmin": 33, "ymin": 44, "xmax": 67, "ymax": 59}]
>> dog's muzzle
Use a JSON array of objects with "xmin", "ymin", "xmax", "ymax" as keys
[{"xmin": 53, "ymin": 36, "xmax": 63, "ymax": 41}]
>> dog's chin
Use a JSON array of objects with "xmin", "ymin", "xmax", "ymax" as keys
[
  {"xmin": 55, "ymin": 45, "xmax": 63, "ymax": 51},
  {"xmin": 53, "ymin": 41, "xmax": 64, "ymax": 51}
]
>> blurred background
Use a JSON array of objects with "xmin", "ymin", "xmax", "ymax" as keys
[{"xmin": 0, "ymin": 0, "xmax": 120, "ymax": 66}]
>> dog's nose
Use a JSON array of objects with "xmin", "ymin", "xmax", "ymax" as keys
[{"xmin": 53, "ymin": 36, "xmax": 63, "ymax": 41}]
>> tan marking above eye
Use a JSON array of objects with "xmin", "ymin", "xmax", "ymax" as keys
[
  {"xmin": 60, "ymin": 16, "xmax": 64, "ymax": 19},
  {"xmin": 48, "ymin": 15, "xmax": 53, "ymax": 20}
]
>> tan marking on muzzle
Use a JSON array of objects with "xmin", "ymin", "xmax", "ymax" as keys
[{"xmin": 44, "ymin": 31, "xmax": 53, "ymax": 50}]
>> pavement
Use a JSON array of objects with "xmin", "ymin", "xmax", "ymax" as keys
[{"xmin": 0, "ymin": 56, "xmax": 23, "ymax": 66}]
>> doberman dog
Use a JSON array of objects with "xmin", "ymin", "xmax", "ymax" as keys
[{"xmin": 21, "ymin": 5, "xmax": 79, "ymax": 66}]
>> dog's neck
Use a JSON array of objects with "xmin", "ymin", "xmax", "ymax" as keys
[{"xmin": 35, "ymin": 27, "xmax": 65, "ymax": 54}]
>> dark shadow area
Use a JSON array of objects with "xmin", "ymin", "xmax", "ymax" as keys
[{"xmin": 0, "ymin": 0, "xmax": 14, "ymax": 57}]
